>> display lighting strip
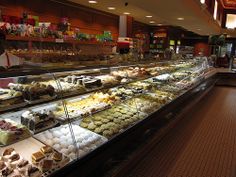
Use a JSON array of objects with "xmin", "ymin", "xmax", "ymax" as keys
[
  {"xmin": 88, "ymin": 0, "xmax": 97, "ymax": 4},
  {"xmin": 213, "ymin": 0, "xmax": 218, "ymax": 20}
]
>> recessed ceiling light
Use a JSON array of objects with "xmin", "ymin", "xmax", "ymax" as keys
[
  {"xmin": 123, "ymin": 12, "xmax": 130, "ymax": 15},
  {"xmin": 146, "ymin": 15, "xmax": 152, "ymax": 18},
  {"xmin": 157, "ymin": 23, "xmax": 163, "ymax": 26},
  {"xmin": 200, "ymin": 0, "xmax": 205, "ymax": 4},
  {"xmin": 177, "ymin": 17, "xmax": 184, "ymax": 20},
  {"xmin": 108, "ymin": 7, "xmax": 115, "ymax": 10},
  {"xmin": 88, "ymin": 0, "xmax": 97, "ymax": 4},
  {"xmin": 149, "ymin": 21, "xmax": 155, "ymax": 24}
]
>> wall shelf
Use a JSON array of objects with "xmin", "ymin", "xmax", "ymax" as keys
[{"xmin": 6, "ymin": 35, "xmax": 116, "ymax": 46}]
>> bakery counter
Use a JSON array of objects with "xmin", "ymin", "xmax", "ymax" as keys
[
  {"xmin": 48, "ymin": 72, "xmax": 218, "ymax": 177},
  {"xmin": 0, "ymin": 59, "xmax": 211, "ymax": 177},
  {"xmin": 0, "ymin": 66, "xmax": 205, "ymax": 146},
  {"xmin": 0, "ymin": 60, "xmax": 195, "ymax": 114}
]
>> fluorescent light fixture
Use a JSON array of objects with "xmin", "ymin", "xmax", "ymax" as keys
[
  {"xmin": 200, "ymin": 0, "xmax": 205, "ymax": 4},
  {"xmin": 88, "ymin": 1, "xmax": 97, "ymax": 4},
  {"xmin": 213, "ymin": 0, "xmax": 218, "ymax": 20},
  {"xmin": 149, "ymin": 21, "xmax": 155, "ymax": 24},
  {"xmin": 146, "ymin": 15, "xmax": 152, "ymax": 18},
  {"xmin": 108, "ymin": 7, "xmax": 115, "ymax": 10},
  {"xmin": 177, "ymin": 17, "xmax": 184, "ymax": 20},
  {"xmin": 123, "ymin": 12, "xmax": 130, "ymax": 15}
]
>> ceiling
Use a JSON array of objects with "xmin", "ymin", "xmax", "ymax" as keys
[{"xmin": 68, "ymin": 0, "xmax": 229, "ymax": 36}]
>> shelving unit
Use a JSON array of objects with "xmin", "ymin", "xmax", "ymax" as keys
[{"xmin": 6, "ymin": 35, "xmax": 116, "ymax": 46}]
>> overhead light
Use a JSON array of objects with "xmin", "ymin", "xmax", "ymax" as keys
[
  {"xmin": 88, "ymin": 1, "xmax": 97, "ymax": 4},
  {"xmin": 157, "ymin": 23, "xmax": 163, "ymax": 26},
  {"xmin": 123, "ymin": 12, "xmax": 130, "ymax": 15},
  {"xmin": 146, "ymin": 15, "xmax": 152, "ymax": 18},
  {"xmin": 108, "ymin": 7, "xmax": 115, "ymax": 10},
  {"xmin": 149, "ymin": 21, "xmax": 155, "ymax": 24},
  {"xmin": 200, "ymin": 0, "xmax": 205, "ymax": 4},
  {"xmin": 197, "ymin": 28, "xmax": 201, "ymax": 31},
  {"xmin": 177, "ymin": 17, "xmax": 184, "ymax": 20}
]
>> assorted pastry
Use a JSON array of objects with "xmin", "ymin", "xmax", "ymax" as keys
[
  {"xmin": 111, "ymin": 67, "xmax": 150, "ymax": 80},
  {"xmin": 8, "ymin": 82, "xmax": 55, "ymax": 101},
  {"xmin": 35, "ymin": 125, "xmax": 107, "ymax": 160},
  {"xmin": 55, "ymin": 92, "xmax": 119, "ymax": 120},
  {"xmin": 0, "ymin": 148, "xmax": 42, "ymax": 177},
  {"xmin": 21, "ymin": 109, "xmax": 58, "ymax": 133},
  {"xmin": 59, "ymin": 75, "xmax": 102, "ymax": 89},
  {"xmin": 109, "ymin": 87, "xmax": 141, "ymax": 100},
  {"xmin": 31, "ymin": 146, "xmax": 69, "ymax": 174},
  {"xmin": 96, "ymin": 75, "xmax": 120, "ymax": 87},
  {"xmin": 0, "ymin": 119, "xmax": 31, "ymax": 145},
  {"xmin": 41, "ymin": 80, "xmax": 85, "ymax": 95},
  {"xmin": 157, "ymin": 84, "xmax": 182, "ymax": 95},
  {"xmin": 80, "ymin": 103, "xmax": 147, "ymax": 138},
  {"xmin": 0, "ymin": 88, "xmax": 24, "ymax": 110}
]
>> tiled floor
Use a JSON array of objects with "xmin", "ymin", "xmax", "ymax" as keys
[{"xmin": 126, "ymin": 86, "xmax": 236, "ymax": 177}]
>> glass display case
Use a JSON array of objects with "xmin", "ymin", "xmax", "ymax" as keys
[{"xmin": 0, "ymin": 58, "xmax": 213, "ymax": 176}]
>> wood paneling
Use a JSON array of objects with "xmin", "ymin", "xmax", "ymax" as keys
[
  {"xmin": 133, "ymin": 21, "xmax": 150, "ymax": 36},
  {"xmin": 127, "ymin": 16, "xmax": 134, "ymax": 38},
  {"xmin": 0, "ymin": 0, "xmax": 119, "ymax": 40},
  {"xmin": 194, "ymin": 42, "xmax": 210, "ymax": 56}
]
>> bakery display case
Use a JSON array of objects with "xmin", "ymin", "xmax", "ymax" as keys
[{"xmin": 0, "ymin": 58, "xmax": 214, "ymax": 177}]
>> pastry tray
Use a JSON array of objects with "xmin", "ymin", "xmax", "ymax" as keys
[
  {"xmin": 34, "ymin": 124, "xmax": 108, "ymax": 160},
  {"xmin": 0, "ymin": 103, "xmax": 59, "ymax": 124},
  {"xmin": 0, "ymin": 101, "xmax": 28, "ymax": 112},
  {"xmin": 25, "ymin": 95, "xmax": 57, "ymax": 105},
  {"xmin": 0, "ymin": 137, "xmax": 70, "ymax": 177}
]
